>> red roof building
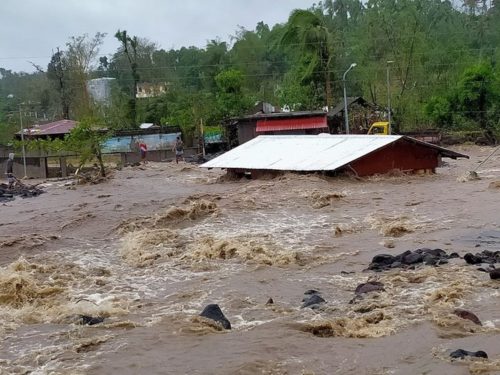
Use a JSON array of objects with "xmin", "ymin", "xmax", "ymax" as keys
[
  {"xmin": 17, "ymin": 120, "xmax": 77, "ymax": 139},
  {"xmin": 228, "ymin": 111, "xmax": 330, "ymax": 147},
  {"xmin": 256, "ymin": 116, "xmax": 328, "ymax": 133}
]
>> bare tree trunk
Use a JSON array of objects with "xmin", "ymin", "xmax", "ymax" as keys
[{"xmin": 95, "ymin": 147, "xmax": 106, "ymax": 177}]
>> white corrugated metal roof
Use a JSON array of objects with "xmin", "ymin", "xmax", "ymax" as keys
[{"xmin": 201, "ymin": 134, "xmax": 403, "ymax": 171}]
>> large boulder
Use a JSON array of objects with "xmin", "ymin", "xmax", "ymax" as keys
[
  {"xmin": 453, "ymin": 309, "xmax": 482, "ymax": 325},
  {"xmin": 419, "ymin": 248, "xmax": 447, "ymax": 258},
  {"xmin": 450, "ymin": 349, "xmax": 488, "ymax": 359},
  {"xmin": 367, "ymin": 248, "xmax": 452, "ymax": 271},
  {"xmin": 200, "ymin": 304, "xmax": 231, "ymax": 330},
  {"xmin": 465, "ymin": 250, "xmax": 500, "ymax": 265},
  {"xmin": 464, "ymin": 253, "xmax": 483, "ymax": 265},
  {"xmin": 401, "ymin": 252, "xmax": 423, "ymax": 265},
  {"xmin": 355, "ymin": 281, "xmax": 385, "ymax": 295},
  {"xmin": 367, "ymin": 254, "xmax": 396, "ymax": 271},
  {"xmin": 302, "ymin": 293, "xmax": 326, "ymax": 309},
  {"xmin": 79, "ymin": 315, "xmax": 104, "ymax": 325},
  {"xmin": 490, "ymin": 268, "xmax": 500, "ymax": 280}
]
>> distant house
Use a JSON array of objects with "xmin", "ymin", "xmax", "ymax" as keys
[
  {"xmin": 136, "ymin": 82, "xmax": 167, "ymax": 98},
  {"xmin": 227, "ymin": 110, "xmax": 329, "ymax": 147},
  {"xmin": 16, "ymin": 119, "xmax": 77, "ymax": 140},
  {"xmin": 329, "ymin": 97, "xmax": 380, "ymax": 134},
  {"xmin": 225, "ymin": 98, "xmax": 379, "ymax": 147},
  {"xmin": 139, "ymin": 123, "xmax": 159, "ymax": 129}
]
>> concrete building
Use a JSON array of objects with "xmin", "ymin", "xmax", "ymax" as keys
[{"xmin": 87, "ymin": 77, "xmax": 116, "ymax": 104}]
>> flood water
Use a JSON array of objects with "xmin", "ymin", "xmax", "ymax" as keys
[{"xmin": 0, "ymin": 145, "xmax": 499, "ymax": 374}]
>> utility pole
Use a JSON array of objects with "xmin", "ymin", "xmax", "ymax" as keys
[
  {"xmin": 19, "ymin": 106, "xmax": 28, "ymax": 179},
  {"xmin": 342, "ymin": 63, "xmax": 357, "ymax": 134},
  {"xmin": 386, "ymin": 61, "xmax": 394, "ymax": 135},
  {"xmin": 200, "ymin": 119, "xmax": 205, "ymax": 159}
]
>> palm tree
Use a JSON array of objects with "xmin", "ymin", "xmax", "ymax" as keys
[{"xmin": 281, "ymin": 10, "xmax": 335, "ymax": 108}]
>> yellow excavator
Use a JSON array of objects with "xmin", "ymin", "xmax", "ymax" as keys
[
  {"xmin": 367, "ymin": 121, "xmax": 441, "ymax": 144},
  {"xmin": 367, "ymin": 121, "xmax": 390, "ymax": 135}
]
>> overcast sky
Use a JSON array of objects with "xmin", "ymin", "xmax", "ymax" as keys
[{"xmin": 0, "ymin": 0, "xmax": 314, "ymax": 73}]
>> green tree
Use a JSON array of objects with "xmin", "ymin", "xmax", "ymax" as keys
[
  {"xmin": 426, "ymin": 62, "xmax": 500, "ymax": 136},
  {"xmin": 215, "ymin": 69, "xmax": 253, "ymax": 119},
  {"xmin": 66, "ymin": 33, "xmax": 106, "ymax": 117},
  {"xmin": 65, "ymin": 115, "xmax": 109, "ymax": 177},
  {"xmin": 281, "ymin": 9, "xmax": 336, "ymax": 107},
  {"xmin": 452, "ymin": 63, "xmax": 500, "ymax": 132}
]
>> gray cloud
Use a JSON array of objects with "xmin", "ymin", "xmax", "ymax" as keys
[{"xmin": 0, "ymin": 0, "xmax": 313, "ymax": 72}]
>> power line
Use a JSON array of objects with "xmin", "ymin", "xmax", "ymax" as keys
[{"xmin": 0, "ymin": 27, "xmax": 499, "ymax": 61}]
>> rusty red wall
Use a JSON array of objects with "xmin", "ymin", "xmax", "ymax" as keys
[
  {"xmin": 348, "ymin": 139, "xmax": 439, "ymax": 176},
  {"xmin": 238, "ymin": 121, "xmax": 257, "ymax": 145}
]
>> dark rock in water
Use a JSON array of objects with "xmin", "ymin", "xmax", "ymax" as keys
[
  {"xmin": 421, "ymin": 248, "xmax": 447, "ymax": 258},
  {"xmin": 367, "ymin": 248, "xmax": 452, "ymax": 271},
  {"xmin": 464, "ymin": 253, "xmax": 483, "ymax": 265},
  {"xmin": 304, "ymin": 289, "xmax": 319, "ymax": 295},
  {"xmin": 266, "ymin": 298, "xmax": 274, "ymax": 305},
  {"xmin": 450, "ymin": 349, "xmax": 488, "ymax": 359},
  {"xmin": 401, "ymin": 252, "xmax": 423, "ymax": 265},
  {"xmin": 475, "ymin": 351, "xmax": 489, "ymax": 358},
  {"xmin": 200, "ymin": 304, "xmax": 231, "ymax": 330},
  {"xmin": 453, "ymin": 309, "xmax": 482, "ymax": 326},
  {"xmin": 371, "ymin": 254, "xmax": 395, "ymax": 266},
  {"xmin": 340, "ymin": 270, "xmax": 355, "ymax": 275},
  {"xmin": 396, "ymin": 250, "xmax": 412, "ymax": 259},
  {"xmin": 302, "ymin": 294, "xmax": 326, "ymax": 308},
  {"xmin": 490, "ymin": 268, "xmax": 500, "ymax": 280},
  {"xmin": 464, "ymin": 250, "xmax": 500, "ymax": 265},
  {"xmin": 448, "ymin": 252, "xmax": 460, "ymax": 259},
  {"xmin": 423, "ymin": 254, "xmax": 437, "ymax": 266},
  {"xmin": 79, "ymin": 315, "xmax": 104, "ymax": 325},
  {"xmin": 368, "ymin": 254, "xmax": 396, "ymax": 271},
  {"xmin": 355, "ymin": 281, "xmax": 385, "ymax": 295}
]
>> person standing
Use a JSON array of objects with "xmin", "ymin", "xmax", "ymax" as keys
[
  {"xmin": 173, "ymin": 136, "xmax": 184, "ymax": 164},
  {"xmin": 5, "ymin": 153, "xmax": 15, "ymax": 189},
  {"xmin": 139, "ymin": 140, "xmax": 148, "ymax": 164}
]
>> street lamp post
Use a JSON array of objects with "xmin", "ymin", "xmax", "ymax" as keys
[
  {"xmin": 18, "ymin": 106, "xmax": 28, "ymax": 179},
  {"xmin": 386, "ymin": 60, "xmax": 394, "ymax": 135},
  {"xmin": 343, "ymin": 63, "xmax": 357, "ymax": 134}
]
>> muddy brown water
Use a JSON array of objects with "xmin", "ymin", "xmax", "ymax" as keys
[{"xmin": 0, "ymin": 146, "xmax": 499, "ymax": 374}]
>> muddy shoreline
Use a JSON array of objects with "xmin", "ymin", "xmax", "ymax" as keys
[{"xmin": 1, "ymin": 146, "xmax": 499, "ymax": 374}]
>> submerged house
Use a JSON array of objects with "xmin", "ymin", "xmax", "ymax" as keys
[{"xmin": 201, "ymin": 134, "xmax": 468, "ymax": 178}]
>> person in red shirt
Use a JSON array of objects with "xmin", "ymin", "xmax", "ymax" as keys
[{"xmin": 139, "ymin": 140, "xmax": 148, "ymax": 164}]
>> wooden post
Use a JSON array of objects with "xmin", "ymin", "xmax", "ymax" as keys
[
  {"xmin": 39, "ymin": 157, "xmax": 48, "ymax": 179},
  {"xmin": 121, "ymin": 152, "xmax": 127, "ymax": 166},
  {"xmin": 59, "ymin": 156, "xmax": 67, "ymax": 177}
]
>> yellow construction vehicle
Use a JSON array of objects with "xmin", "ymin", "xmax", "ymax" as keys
[
  {"xmin": 367, "ymin": 121, "xmax": 442, "ymax": 144},
  {"xmin": 367, "ymin": 121, "xmax": 390, "ymax": 135}
]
